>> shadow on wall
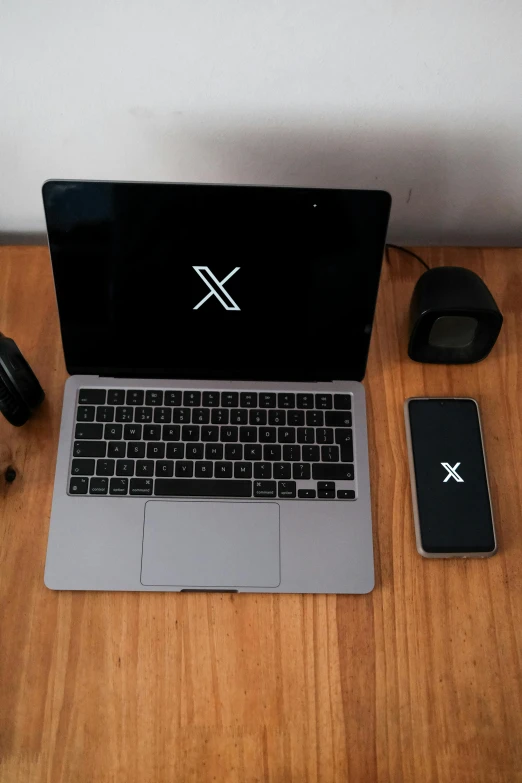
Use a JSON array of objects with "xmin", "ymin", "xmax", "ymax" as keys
[
  {"xmin": 154, "ymin": 118, "xmax": 519, "ymax": 246},
  {"xmin": 2, "ymin": 116, "xmax": 521, "ymax": 246}
]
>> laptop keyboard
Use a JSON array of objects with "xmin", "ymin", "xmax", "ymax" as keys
[{"xmin": 70, "ymin": 389, "xmax": 356, "ymax": 500}]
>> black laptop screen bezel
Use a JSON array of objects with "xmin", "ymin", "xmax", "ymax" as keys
[{"xmin": 43, "ymin": 180, "xmax": 391, "ymax": 382}]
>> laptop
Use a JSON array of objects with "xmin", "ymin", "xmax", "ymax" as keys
[{"xmin": 42, "ymin": 180, "xmax": 391, "ymax": 593}]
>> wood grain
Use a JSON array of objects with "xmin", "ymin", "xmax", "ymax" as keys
[{"xmin": 0, "ymin": 245, "xmax": 521, "ymax": 783}]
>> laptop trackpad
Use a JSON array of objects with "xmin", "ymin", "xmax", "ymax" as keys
[{"xmin": 141, "ymin": 501, "xmax": 281, "ymax": 588}]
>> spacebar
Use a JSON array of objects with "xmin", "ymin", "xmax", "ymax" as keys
[{"xmin": 154, "ymin": 479, "xmax": 252, "ymax": 498}]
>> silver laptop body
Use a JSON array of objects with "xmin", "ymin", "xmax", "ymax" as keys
[{"xmin": 42, "ymin": 180, "xmax": 391, "ymax": 593}]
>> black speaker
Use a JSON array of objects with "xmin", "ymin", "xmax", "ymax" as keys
[
  {"xmin": 0, "ymin": 333, "xmax": 45, "ymax": 426},
  {"xmin": 408, "ymin": 267, "xmax": 503, "ymax": 364}
]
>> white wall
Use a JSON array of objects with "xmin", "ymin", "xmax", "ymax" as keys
[{"xmin": 1, "ymin": 0, "xmax": 521, "ymax": 244}]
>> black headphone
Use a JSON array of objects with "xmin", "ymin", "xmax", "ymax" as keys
[{"xmin": 0, "ymin": 333, "xmax": 45, "ymax": 426}]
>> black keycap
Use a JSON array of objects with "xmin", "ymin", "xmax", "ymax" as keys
[
  {"xmin": 321, "ymin": 445, "xmax": 340, "ymax": 462},
  {"xmin": 90, "ymin": 477, "xmax": 108, "ymax": 495},
  {"xmin": 225, "ymin": 444, "xmax": 243, "ymax": 460},
  {"xmin": 325, "ymin": 410, "xmax": 352, "ymax": 427},
  {"xmin": 297, "ymin": 428, "xmax": 314, "ymax": 444},
  {"xmin": 124, "ymin": 424, "xmax": 142, "ymax": 440},
  {"xmin": 341, "ymin": 446, "xmax": 354, "ymax": 462},
  {"xmin": 316, "ymin": 428, "xmax": 334, "ymax": 444},
  {"xmin": 130, "ymin": 478, "xmax": 153, "ymax": 496},
  {"xmin": 168, "ymin": 403, "xmax": 189, "ymax": 425},
  {"xmin": 292, "ymin": 463, "xmax": 311, "ymax": 480},
  {"xmin": 205, "ymin": 443, "xmax": 223, "ymax": 460},
  {"xmin": 126, "ymin": 390, "xmax": 144, "ymax": 406},
  {"xmin": 234, "ymin": 462, "xmax": 252, "ymax": 478},
  {"xmin": 283, "ymin": 445, "xmax": 301, "ymax": 461},
  {"xmin": 165, "ymin": 391, "xmax": 182, "ymax": 406},
  {"xmin": 96, "ymin": 406, "xmax": 114, "ymax": 423},
  {"xmin": 71, "ymin": 458, "xmax": 95, "ymax": 476},
  {"xmin": 77, "ymin": 406, "xmax": 95, "ymax": 422},
  {"xmin": 154, "ymin": 407, "xmax": 172, "ymax": 423},
  {"xmin": 116, "ymin": 407, "xmax": 134, "ymax": 422},
  {"xmin": 315, "ymin": 394, "xmax": 332, "ymax": 409},
  {"xmin": 254, "ymin": 462, "xmax": 272, "ymax": 479},
  {"xmin": 163, "ymin": 425, "xmax": 181, "ymax": 441},
  {"xmin": 183, "ymin": 391, "xmax": 201, "ymax": 406},
  {"xmin": 73, "ymin": 441, "xmax": 106, "ymax": 458},
  {"xmin": 107, "ymin": 441, "xmax": 126, "ymax": 458},
  {"xmin": 278, "ymin": 481, "xmax": 296, "ymax": 498},
  {"xmin": 146, "ymin": 390, "xmax": 163, "ymax": 406},
  {"xmin": 253, "ymin": 480, "xmax": 276, "ymax": 498},
  {"xmin": 192, "ymin": 408, "xmax": 210, "ymax": 424},
  {"xmin": 239, "ymin": 427, "xmax": 257, "ymax": 443},
  {"xmin": 96, "ymin": 459, "xmax": 115, "ymax": 476},
  {"xmin": 211, "ymin": 408, "xmax": 229, "ymax": 424},
  {"xmin": 135, "ymin": 407, "xmax": 153, "ymax": 423},
  {"xmin": 296, "ymin": 393, "xmax": 314, "ymax": 409},
  {"xmin": 278, "ymin": 393, "xmax": 295, "ymax": 409},
  {"xmin": 187, "ymin": 443, "xmax": 204, "ymax": 460},
  {"xmin": 147, "ymin": 442, "xmax": 165, "ymax": 459},
  {"xmin": 240, "ymin": 392, "xmax": 257, "ymax": 408},
  {"xmin": 143, "ymin": 425, "xmax": 161, "ymax": 441},
  {"xmin": 127, "ymin": 442, "xmax": 146, "ymax": 458},
  {"xmin": 250, "ymin": 409, "xmax": 267, "ymax": 425},
  {"xmin": 335, "ymin": 428, "xmax": 353, "ymax": 446},
  {"xmin": 221, "ymin": 392, "xmax": 238, "ymax": 407},
  {"xmin": 182, "ymin": 425, "xmax": 200, "ymax": 442},
  {"xmin": 302, "ymin": 445, "xmax": 320, "ymax": 462},
  {"xmin": 167, "ymin": 443, "xmax": 185, "ymax": 459},
  {"xmin": 298, "ymin": 489, "xmax": 316, "ymax": 499},
  {"xmin": 320, "ymin": 480, "xmax": 338, "ymax": 491},
  {"xmin": 155, "ymin": 479, "xmax": 252, "ymax": 498},
  {"xmin": 104, "ymin": 424, "xmax": 123, "ymax": 440},
  {"xmin": 244, "ymin": 444, "xmax": 262, "ymax": 460},
  {"xmin": 274, "ymin": 463, "xmax": 291, "ymax": 479},
  {"xmin": 107, "ymin": 390, "xmax": 125, "ymax": 405},
  {"xmin": 263, "ymin": 445, "xmax": 281, "ymax": 461},
  {"xmin": 268, "ymin": 410, "xmax": 285, "ymax": 425},
  {"xmin": 116, "ymin": 459, "xmax": 134, "ymax": 476},
  {"xmin": 259, "ymin": 393, "xmax": 276, "ymax": 408},
  {"xmin": 230, "ymin": 409, "xmax": 248, "ymax": 425},
  {"xmin": 259, "ymin": 428, "xmax": 276, "ymax": 443},
  {"xmin": 337, "ymin": 489, "xmax": 356, "ymax": 499},
  {"xmin": 313, "ymin": 464, "xmax": 354, "ymax": 480},
  {"xmin": 195, "ymin": 461, "xmax": 213, "ymax": 477},
  {"xmin": 69, "ymin": 476, "xmax": 88, "ymax": 494},
  {"xmin": 306, "ymin": 410, "xmax": 323, "ymax": 427},
  {"xmin": 278, "ymin": 427, "xmax": 296, "ymax": 443},
  {"xmin": 109, "ymin": 478, "xmax": 128, "ymax": 495},
  {"xmin": 215, "ymin": 461, "xmax": 232, "ymax": 478},
  {"xmin": 334, "ymin": 394, "xmax": 352, "ymax": 410},
  {"xmin": 201, "ymin": 426, "xmax": 219, "ymax": 442},
  {"xmin": 78, "ymin": 389, "xmax": 106, "ymax": 405},
  {"xmin": 155, "ymin": 460, "xmax": 174, "ymax": 477},
  {"xmin": 175, "ymin": 461, "xmax": 194, "ymax": 477},
  {"xmin": 221, "ymin": 427, "xmax": 238, "ymax": 443},
  {"xmin": 287, "ymin": 411, "xmax": 304, "ymax": 426},
  {"xmin": 136, "ymin": 460, "xmax": 154, "ymax": 477},
  {"xmin": 202, "ymin": 391, "xmax": 220, "ymax": 407}
]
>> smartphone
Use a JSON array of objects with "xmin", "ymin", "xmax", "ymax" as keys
[{"xmin": 404, "ymin": 397, "xmax": 496, "ymax": 558}]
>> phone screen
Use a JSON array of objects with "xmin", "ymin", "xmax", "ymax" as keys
[{"xmin": 407, "ymin": 398, "xmax": 495, "ymax": 554}]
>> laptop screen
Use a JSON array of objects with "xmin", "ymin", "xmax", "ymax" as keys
[{"xmin": 43, "ymin": 181, "xmax": 390, "ymax": 381}]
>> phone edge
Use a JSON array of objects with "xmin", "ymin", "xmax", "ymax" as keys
[{"xmin": 403, "ymin": 396, "xmax": 498, "ymax": 559}]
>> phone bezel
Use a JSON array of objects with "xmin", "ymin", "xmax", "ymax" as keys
[{"xmin": 404, "ymin": 396, "xmax": 497, "ymax": 559}]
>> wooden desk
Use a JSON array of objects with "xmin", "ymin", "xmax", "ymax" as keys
[{"xmin": 0, "ymin": 246, "xmax": 521, "ymax": 783}]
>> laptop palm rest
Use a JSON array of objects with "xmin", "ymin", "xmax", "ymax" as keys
[{"xmin": 141, "ymin": 501, "xmax": 281, "ymax": 588}]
